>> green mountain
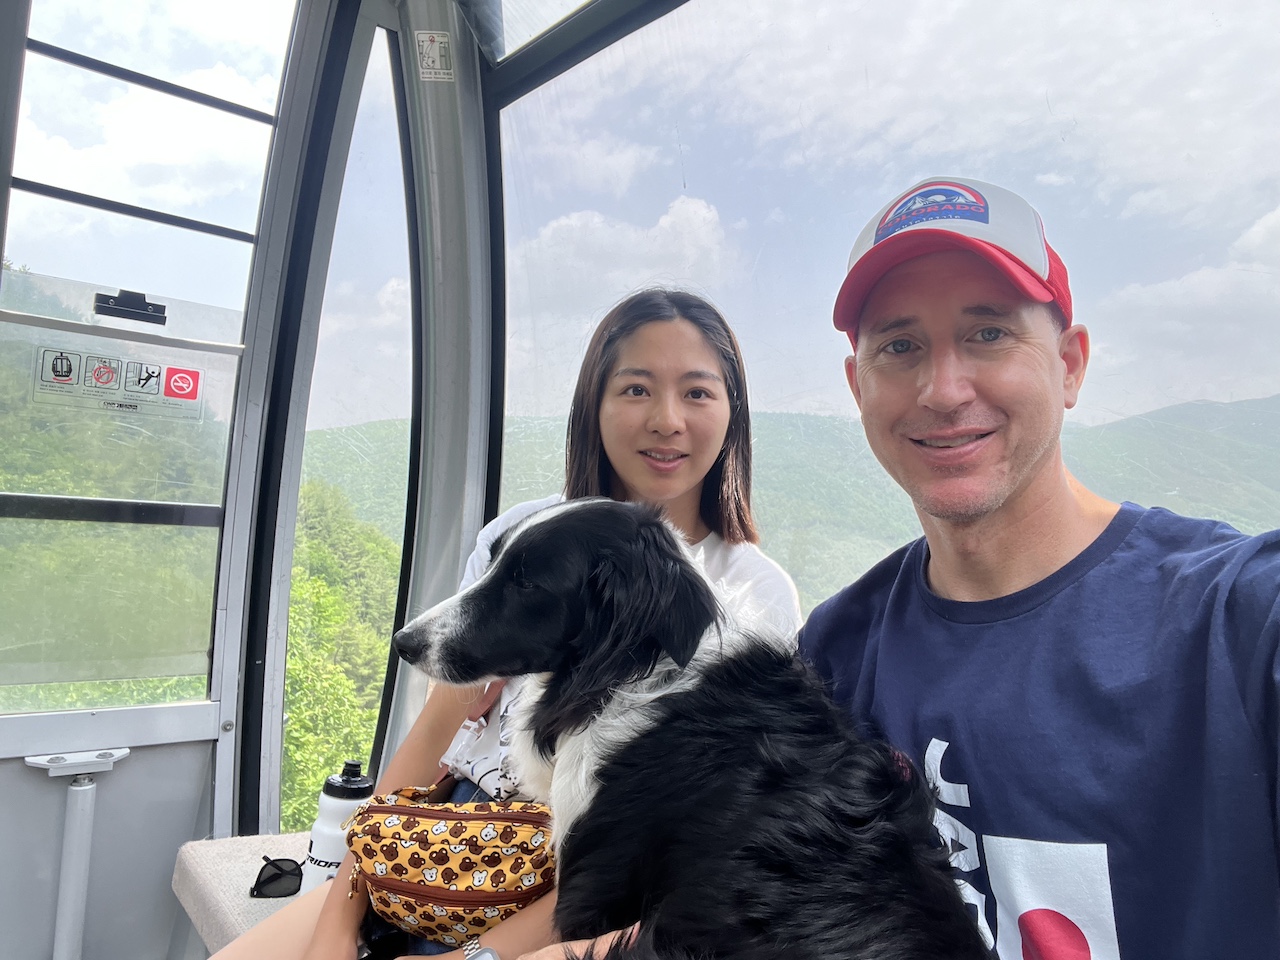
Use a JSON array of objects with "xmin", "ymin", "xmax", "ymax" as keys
[
  {"xmin": 299, "ymin": 395, "xmax": 1280, "ymax": 614},
  {"xmin": 1062, "ymin": 396, "xmax": 1280, "ymax": 536}
]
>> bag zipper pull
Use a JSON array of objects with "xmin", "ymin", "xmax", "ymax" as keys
[{"xmin": 348, "ymin": 863, "xmax": 360, "ymax": 899}]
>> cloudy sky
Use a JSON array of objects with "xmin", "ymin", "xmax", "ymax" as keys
[
  {"xmin": 5, "ymin": 0, "xmax": 1278, "ymax": 431},
  {"xmin": 499, "ymin": 0, "xmax": 1280, "ymax": 424}
]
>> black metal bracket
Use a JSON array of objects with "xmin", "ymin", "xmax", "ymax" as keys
[{"xmin": 94, "ymin": 290, "xmax": 167, "ymax": 325}]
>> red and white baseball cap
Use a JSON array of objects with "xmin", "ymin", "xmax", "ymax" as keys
[{"xmin": 833, "ymin": 177, "xmax": 1072, "ymax": 340}]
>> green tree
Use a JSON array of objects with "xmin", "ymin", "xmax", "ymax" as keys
[
  {"xmin": 279, "ymin": 480, "xmax": 404, "ymax": 831},
  {"xmin": 280, "ymin": 571, "xmax": 382, "ymax": 831}
]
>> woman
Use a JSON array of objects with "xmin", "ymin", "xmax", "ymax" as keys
[{"xmin": 214, "ymin": 288, "xmax": 801, "ymax": 960}]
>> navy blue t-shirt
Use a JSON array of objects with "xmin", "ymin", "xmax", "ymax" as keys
[{"xmin": 799, "ymin": 503, "xmax": 1280, "ymax": 959}]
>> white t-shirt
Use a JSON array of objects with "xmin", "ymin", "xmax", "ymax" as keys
[{"xmin": 441, "ymin": 495, "xmax": 803, "ymax": 798}]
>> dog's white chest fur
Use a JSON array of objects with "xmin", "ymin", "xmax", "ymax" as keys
[
  {"xmin": 507, "ymin": 673, "xmax": 613, "ymax": 855},
  {"xmin": 507, "ymin": 626, "xmax": 791, "ymax": 857}
]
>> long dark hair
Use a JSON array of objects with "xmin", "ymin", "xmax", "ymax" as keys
[{"xmin": 564, "ymin": 289, "xmax": 758, "ymax": 544}]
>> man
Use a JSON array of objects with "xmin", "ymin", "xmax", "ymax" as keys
[{"xmin": 800, "ymin": 177, "xmax": 1280, "ymax": 957}]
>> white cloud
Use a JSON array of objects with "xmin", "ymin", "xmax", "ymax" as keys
[
  {"xmin": 522, "ymin": 0, "xmax": 1280, "ymax": 228},
  {"xmin": 511, "ymin": 195, "xmax": 738, "ymax": 317},
  {"xmin": 502, "ymin": 110, "xmax": 662, "ymax": 198},
  {"xmin": 495, "ymin": 0, "xmax": 1279, "ymax": 423},
  {"xmin": 27, "ymin": 0, "xmax": 293, "ymax": 111},
  {"xmin": 505, "ymin": 196, "xmax": 740, "ymax": 415},
  {"xmin": 13, "ymin": 86, "xmax": 270, "ymax": 226},
  {"xmin": 1230, "ymin": 206, "xmax": 1280, "ymax": 262},
  {"xmin": 317, "ymin": 276, "xmax": 410, "ymax": 340},
  {"xmin": 1082, "ymin": 204, "xmax": 1280, "ymax": 420},
  {"xmin": 307, "ymin": 275, "xmax": 414, "ymax": 430}
]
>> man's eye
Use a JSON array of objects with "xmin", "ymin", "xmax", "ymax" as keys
[
  {"xmin": 977, "ymin": 327, "xmax": 1004, "ymax": 343},
  {"xmin": 885, "ymin": 339, "xmax": 913, "ymax": 355}
]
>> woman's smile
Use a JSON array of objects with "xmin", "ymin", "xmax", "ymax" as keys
[{"xmin": 598, "ymin": 318, "xmax": 731, "ymax": 538}]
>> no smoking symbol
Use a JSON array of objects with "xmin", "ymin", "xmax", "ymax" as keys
[{"xmin": 163, "ymin": 367, "xmax": 201, "ymax": 400}]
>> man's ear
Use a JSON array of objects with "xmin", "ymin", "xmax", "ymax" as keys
[
  {"xmin": 1060, "ymin": 324, "xmax": 1090, "ymax": 410},
  {"xmin": 844, "ymin": 355, "xmax": 863, "ymax": 410}
]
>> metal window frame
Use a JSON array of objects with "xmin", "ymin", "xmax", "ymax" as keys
[
  {"xmin": 0, "ymin": 493, "xmax": 221, "ymax": 526},
  {"xmin": 9, "ymin": 177, "xmax": 256, "ymax": 244},
  {"xmin": 23, "ymin": 38, "xmax": 276, "ymax": 125},
  {"xmin": 485, "ymin": 0, "xmax": 690, "ymax": 109},
  {"xmin": 368, "ymin": 0, "xmax": 498, "ymax": 775},
  {"xmin": 218, "ymin": 0, "xmax": 382, "ymax": 837},
  {"xmin": 365, "ymin": 23, "xmax": 428, "ymax": 779},
  {"xmin": 0, "ymin": 0, "xmax": 32, "ymax": 260},
  {"xmin": 371, "ymin": 0, "xmax": 693, "ymax": 772}
]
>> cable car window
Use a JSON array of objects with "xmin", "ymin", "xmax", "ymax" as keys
[
  {"xmin": 498, "ymin": 0, "xmax": 1280, "ymax": 611},
  {"xmin": 279, "ymin": 30, "xmax": 413, "ymax": 832},
  {"xmin": 0, "ymin": 0, "xmax": 288, "ymax": 714}
]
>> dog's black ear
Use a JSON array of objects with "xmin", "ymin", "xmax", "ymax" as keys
[
  {"xmin": 592, "ymin": 514, "xmax": 721, "ymax": 669},
  {"xmin": 635, "ymin": 518, "xmax": 721, "ymax": 667},
  {"xmin": 529, "ymin": 507, "xmax": 723, "ymax": 756}
]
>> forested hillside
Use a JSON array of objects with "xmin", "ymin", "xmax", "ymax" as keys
[{"xmin": 305, "ymin": 397, "xmax": 1280, "ymax": 611}]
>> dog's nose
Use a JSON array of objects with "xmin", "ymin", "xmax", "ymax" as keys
[{"xmin": 392, "ymin": 626, "xmax": 420, "ymax": 664}]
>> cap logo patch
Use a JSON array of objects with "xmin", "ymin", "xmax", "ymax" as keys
[{"xmin": 874, "ymin": 181, "xmax": 989, "ymax": 244}]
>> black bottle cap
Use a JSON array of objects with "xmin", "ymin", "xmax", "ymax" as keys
[{"xmin": 323, "ymin": 759, "xmax": 375, "ymax": 799}]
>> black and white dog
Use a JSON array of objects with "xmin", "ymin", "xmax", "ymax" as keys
[{"xmin": 393, "ymin": 499, "xmax": 988, "ymax": 960}]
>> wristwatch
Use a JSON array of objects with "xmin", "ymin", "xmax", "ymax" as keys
[{"xmin": 463, "ymin": 939, "xmax": 500, "ymax": 960}]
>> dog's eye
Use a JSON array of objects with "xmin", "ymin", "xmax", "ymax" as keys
[{"xmin": 510, "ymin": 560, "xmax": 536, "ymax": 590}]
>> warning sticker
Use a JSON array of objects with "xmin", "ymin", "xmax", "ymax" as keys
[
  {"xmin": 126, "ymin": 362, "xmax": 162, "ymax": 394},
  {"xmin": 40, "ymin": 349, "xmax": 81, "ymax": 385},
  {"xmin": 32, "ymin": 346, "xmax": 204, "ymax": 421},
  {"xmin": 87, "ymin": 355, "xmax": 122, "ymax": 390},
  {"xmin": 163, "ymin": 366, "xmax": 201, "ymax": 400},
  {"xmin": 416, "ymin": 31, "xmax": 455, "ymax": 82}
]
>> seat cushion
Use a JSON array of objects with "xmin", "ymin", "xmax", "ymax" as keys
[{"xmin": 171, "ymin": 832, "xmax": 310, "ymax": 952}]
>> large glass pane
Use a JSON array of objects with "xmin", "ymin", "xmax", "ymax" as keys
[
  {"xmin": 280, "ymin": 33, "xmax": 413, "ymax": 832},
  {"xmin": 0, "ymin": 299, "xmax": 238, "ymax": 713},
  {"xmin": 14, "ymin": 53, "xmax": 272, "ymax": 232},
  {"xmin": 27, "ymin": 0, "xmax": 295, "ymax": 115},
  {"xmin": 498, "ymin": 0, "xmax": 1280, "ymax": 612},
  {"xmin": 0, "ymin": 0, "xmax": 292, "ymax": 714},
  {"xmin": 0, "ymin": 520, "xmax": 216, "ymax": 710}
]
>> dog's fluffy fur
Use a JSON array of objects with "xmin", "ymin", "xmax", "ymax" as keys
[{"xmin": 394, "ymin": 499, "xmax": 988, "ymax": 960}]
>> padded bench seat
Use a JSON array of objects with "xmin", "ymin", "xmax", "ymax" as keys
[{"xmin": 172, "ymin": 831, "xmax": 310, "ymax": 953}]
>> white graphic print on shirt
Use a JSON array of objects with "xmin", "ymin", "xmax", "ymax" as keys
[{"xmin": 925, "ymin": 738, "xmax": 1121, "ymax": 960}]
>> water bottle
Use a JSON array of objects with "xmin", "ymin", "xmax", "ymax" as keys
[{"xmin": 299, "ymin": 759, "xmax": 375, "ymax": 894}]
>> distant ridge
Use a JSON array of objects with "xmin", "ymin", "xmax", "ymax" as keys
[
  {"xmin": 1063, "ymin": 394, "xmax": 1280, "ymax": 538},
  {"xmin": 301, "ymin": 394, "xmax": 1280, "ymax": 613}
]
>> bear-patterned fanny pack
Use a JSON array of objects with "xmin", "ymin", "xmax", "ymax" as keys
[{"xmin": 344, "ymin": 785, "xmax": 555, "ymax": 945}]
